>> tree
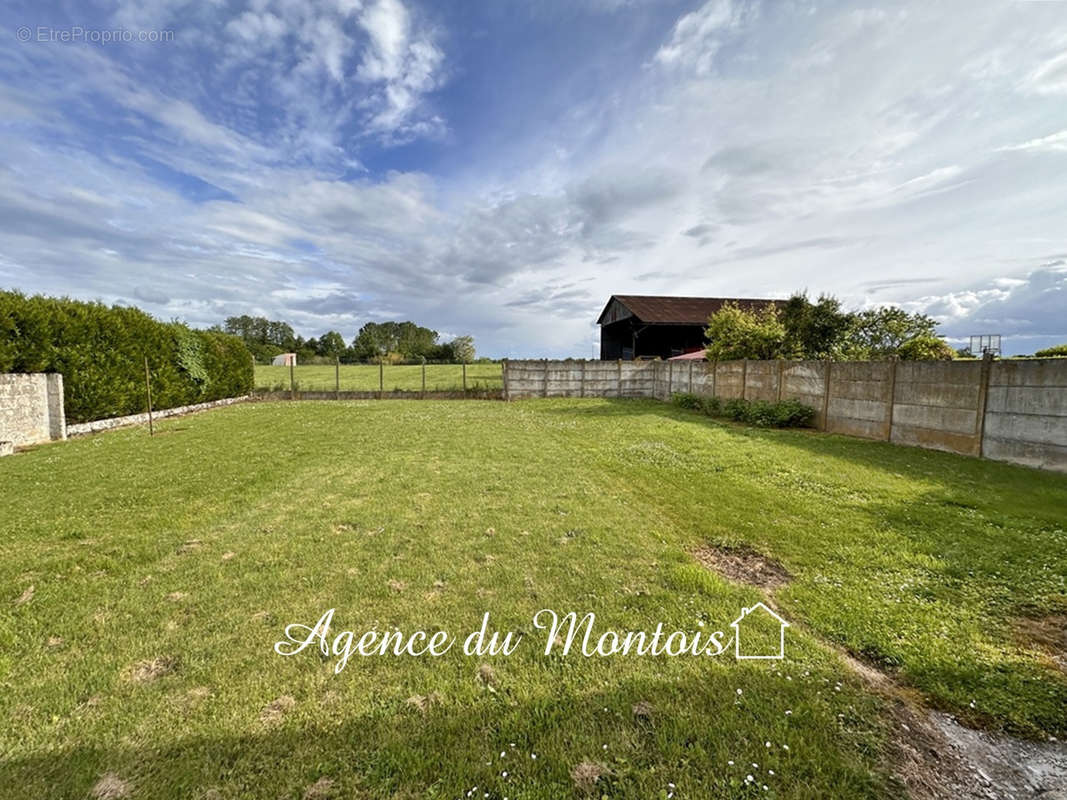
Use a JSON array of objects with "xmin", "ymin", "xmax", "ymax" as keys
[
  {"xmin": 780, "ymin": 293, "xmax": 854, "ymax": 360},
  {"xmin": 318, "ymin": 330, "xmax": 346, "ymax": 359},
  {"xmin": 897, "ymin": 335, "xmax": 956, "ymax": 361},
  {"xmin": 1035, "ymin": 343, "xmax": 1067, "ymax": 357},
  {"xmin": 705, "ymin": 302, "xmax": 787, "ymax": 360},
  {"xmin": 351, "ymin": 322, "xmax": 400, "ymax": 361},
  {"xmin": 845, "ymin": 307, "xmax": 939, "ymax": 360},
  {"xmin": 450, "ymin": 335, "xmax": 476, "ymax": 363}
]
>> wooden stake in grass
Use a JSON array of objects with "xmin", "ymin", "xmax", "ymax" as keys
[
  {"xmin": 143, "ymin": 356, "xmax": 154, "ymax": 436},
  {"xmin": 335, "ymin": 356, "xmax": 340, "ymax": 397},
  {"xmin": 379, "ymin": 359, "xmax": 384, "ymax": 399}
]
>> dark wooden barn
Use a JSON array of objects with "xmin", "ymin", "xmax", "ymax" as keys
[{"xmin": 597, "ymin": 295, "xmax": 784, "ymax": 360}]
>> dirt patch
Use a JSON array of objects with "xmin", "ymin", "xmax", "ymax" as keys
[
  {"xmin": 260, "ymin": 695, "xmax": 296, "ymax": 725},
  {"xmin": 1016, "ymin": 614, "xmax": 1067, "ymax": 673},
  {"xmin": 176, "ymin": 539, "xmax": 203, "ymax": 554},
  {"xmin": 14, "ymin": 584, "xmax": 35, "ymax": 606},
  {"xmin": 632, "ymin": 700, "xmax": 655, "ymax": 720},
  {"xmin": 90, "ymin": 773, "xmax": 130, "ymax": 799},
  {"xmin": 127, "ymin": 656, "xmax": 177, "ymax": 684},
  {"xmin": 835, "ymin": 647, "xmax": 1067, "ymax": 799},
  {"xmin": 406, "ymin": 692, "xmax": 443, "ymax": 713},
  {"xmin": 302, "ymin": 777, "xmax": 336, "ymax": 799},
  {"xmin": 691, "ymin": 544, "xmax": 791, "ymax": 589},
  {"xmin": 571, "ymin": 761, "xmax": 611, "ymax": 795}
]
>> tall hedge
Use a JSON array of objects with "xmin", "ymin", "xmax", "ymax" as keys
[{"xmin": 0, "ymin": 290, "xmax": 253, "ymax": 423}]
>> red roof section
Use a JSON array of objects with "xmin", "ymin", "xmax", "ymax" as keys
[{"xmin": 597, "ymin": 295, "xmax": 785, "ymax": 325}]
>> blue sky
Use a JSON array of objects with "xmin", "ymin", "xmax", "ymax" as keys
[{"xmin": 2, "ymin": 0, "xmax": 1066, "ymax": 357}]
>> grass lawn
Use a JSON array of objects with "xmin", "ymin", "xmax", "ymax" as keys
[
  {"xmin": 2, "ymin": 399, "xmax": 1065, "ymax": 799},
  {"xmin": 254, "ymin": 363, "xmax": 503, "ymax": 392}
]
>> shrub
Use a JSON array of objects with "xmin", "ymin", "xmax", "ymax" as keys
[
  {"xmin": 671, "ymin": 392, "xmax": 702, "ymax": 410},
  {"xmin": 1035, "ymin": 344, "xmax": 1067, "ymax": 358},
  {"xmin": 0, "ymin": 290, "xmax": 253, "ymax": 423},
  {"xmin": 672, "ymin": 390, "xmax": 815, "ymax": 428}
]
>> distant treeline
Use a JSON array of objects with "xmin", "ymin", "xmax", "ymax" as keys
[
  {"xmin": 1, "ymin": 290, "xmax": 252, "ymax": 423},
  {"xmin": 222, "ymin": 316, "xmax": 479, "ymax": 364}
]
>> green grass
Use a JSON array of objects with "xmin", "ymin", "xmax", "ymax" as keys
[
  {"xmin": 2, "ymin": 399, "xmax": 1065, "ymax": 799},
  {"xmin": 254, "ymin": 363, "xmax": 503, "ymax": 392}
]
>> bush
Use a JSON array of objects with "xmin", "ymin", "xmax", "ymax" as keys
[
  {"xmin": 0, "ymin": 290, "xmax": 253, "ymax": 423},
  {"xmin": 1035, "ymin": 344, "xmax": 1067, "ymax": 358},
  {"xmin": 671, "ymin": 391, "xmax": 815, "ymax": 428}
]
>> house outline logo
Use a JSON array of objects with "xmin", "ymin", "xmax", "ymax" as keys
[{"xmin": 731, "ymin": 602, "xmax": 789, "ymax": 660}]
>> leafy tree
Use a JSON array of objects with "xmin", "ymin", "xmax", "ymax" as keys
[
  {"xmin": 897, "ymin": 335, "xmax": 956, "ymax": 361},
  {"xmin": 317, "ymin": 330, "xmax": 346, "ymax": 359},
  {"xmin": 1035, "ymin": 343, "xmax": 1067, "ymax": 357},
  {"xmin": 780, "ymin": 293, "xmax": 854, "ymax": 359},
  {"xmin": 450, "ymin": 335, "xmax": 476, "ymax": 363},
  {"xmin": 845, "ymin": 307, "xmax": 939, "ymax": 360},
  {"xmin": 705, "ymin": 302, "xmax": 787, "ymax": 360}
]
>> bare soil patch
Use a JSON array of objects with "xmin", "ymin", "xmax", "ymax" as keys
[
  {"xmin": 260, "ymin": 695, "xmax": 296, "ymax": 725},
  {"xmin": 90, "ymin": 773, "xmax": 130, "ymax": 799},
  {"xmin": 1016, "ymin": 614, "xmax": 1067, "ymax": 673},
  {"xmin": 127, "ymin": 656, "xmax": 177, "ymax": 684},
  {"xmin": 691, "ymin": 544, "xmax": 791, "ymax": 589}
]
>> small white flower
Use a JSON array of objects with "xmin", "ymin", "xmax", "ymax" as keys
[
  {"xmin": 736, "ymin": 689, "xmax": 743, "ymax": 695},
  {"xmin": 727, "ymin": 760, "xmax": 734, "ymax": 766}
]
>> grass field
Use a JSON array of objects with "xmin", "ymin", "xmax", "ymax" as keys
[
  {"xmin": 2, "ymin": 399, "xmax": 1065, "ymax": 799},
  {"xmin": 254, "ymin": 363, "xmax": 503, "ymax": 392}
]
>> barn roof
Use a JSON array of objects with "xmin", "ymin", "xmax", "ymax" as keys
[{"xmin": 596, "ymin": 295, "xmax": 784, "ymax": 326}]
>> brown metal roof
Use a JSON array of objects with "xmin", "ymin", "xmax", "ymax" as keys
[{"xmin": 597, "ymin": 295, "xmax": 785, "ymax": 325}]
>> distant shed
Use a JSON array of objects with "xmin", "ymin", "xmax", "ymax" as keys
[
  {"xmin": 271, "ymin": 353, "xmax": 297, "ymax": 367},
  {"xmin": 597, "ymin": 295, "xmax": 784, "ymax": 360}
]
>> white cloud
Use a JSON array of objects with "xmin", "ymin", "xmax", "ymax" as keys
[
  {"xmin": 653, "ymin": 0, "xmax": 747, "ymax": 75},
  {"xmin": 996, "ymin": 129, "xmax": 1067, "ymax": 153}
]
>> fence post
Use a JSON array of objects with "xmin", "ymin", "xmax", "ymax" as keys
[
  {"xmin": 821, "ymin": 360, "xmax": 832, "ymax": 431},
  {"xmin": 712, "ymin": 360, "xmax": 718, "ymax": 398},
  {"xmin": 668, "ymin": 360, "xmax": 674, "ymax": 401},
  {"xmin": 335, "ymin": 357, "xmax": 340, "ymax": 398},
  {"xmin": 741, "ymin": 359, "xmax": 749, "ymax": 400},
  {"xmin": 289, "ymin": 358, "xmax": 295, "ymax": 400},
  {"xmin": 143, "ymin": 356, "xmax": 154, "ymax": 436},
  {"xmin": 777, "ymin": 359, "xmax": 785, "ymax": 403},
  {"xmin": 884, "ymin": 357, "xmax": 898, "ymax": 441},
  {"xmin": 688, "ymin": 360, "xmax": 694, "ymax": 393},
  {"xmin": 976, "ymin": 352, "xmax": 994, "ymax": 458},
  {"xmin": 617, "ymin": 358, "xmax": 623, "ymax": 398},
  {"xmin": 422, "ymin": 359, "xmax": 427, "ymax": 399},
  {"xmin": 463, "ymin": 362, "xmax": 468, "ymax": 395},
  {"xmin": 580, "ymin": 360, "xmax": 586, "ymax": 398},
  {"xmin": 543, "ymin": 359, "xmax": 549, "ymax": 397},
  {"xmin": 501, "ymin": 359, "xmax": 508, "ymax": 402},
  {"xmin": 379, "ymin": 360, "xmax": 384, "ymax": 399}
]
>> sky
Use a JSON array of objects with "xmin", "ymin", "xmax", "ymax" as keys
[{"xmin": 1, "ymin": 0, "xmax": 1066, "ymax": 358}]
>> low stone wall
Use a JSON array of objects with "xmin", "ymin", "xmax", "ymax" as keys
[
  {"xmin": 0, "ymin": 373, "xmax": 66, "ymax": 447},
  {"xmin": 502, "ymin": 357, "xmax": 1067, "ymax": 473},
  {"xmin": 66, "ymin": 396, "xmax": 250, "ymax": 436}
]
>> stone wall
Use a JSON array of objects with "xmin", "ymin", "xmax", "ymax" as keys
[
  {"xmin": 502, "ymin": 357, "xmax": 1067, "ymax": 473},
  {"xmin": 66, "ymin": 396, "xmax": 249, "ymax": 436},
  {"xmin": 0, "ymin": 373, "xmax": 66, "ymax": 448}
]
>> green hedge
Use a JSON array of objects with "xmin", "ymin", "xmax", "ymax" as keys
[
  {"xmin": 0, "ymin": 290, "xmax": 253, "ymax": 423},
  {"xmin": 672, "ymin": 392, "xmax": 816, "ymax": 428}
]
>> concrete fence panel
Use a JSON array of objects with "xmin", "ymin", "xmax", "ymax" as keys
[
  {"xmin": 890, "ymin": 361, "xmax": 983, "ymax": 456},
  {"xmin": 825, "ymin": 362, "xmax": 892, "ymax": 440},
  {"xmin": 982, "ymin": 360, "xmax": 1067, "ymax": 471}
]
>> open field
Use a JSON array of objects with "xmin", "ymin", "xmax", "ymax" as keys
[
  {"xmin": 254, "ymin": 363, "xmax": 503, "ymax": 392},
  {"xmin": 2, "ymin": 399, "xmax": 1065, "ymax": 799}
]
